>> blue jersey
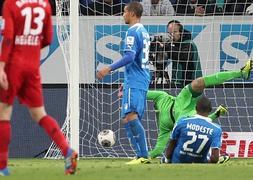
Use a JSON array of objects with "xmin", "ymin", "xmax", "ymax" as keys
[
  {"xmin": 123, "ymin": 23, "xmax": 150, "ymax": 91},
  {"xmin": 171, "ymin": 115, "xmax": 222, "ymax": 163}
]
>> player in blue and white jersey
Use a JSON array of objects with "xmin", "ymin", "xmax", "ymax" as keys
[
  {"xmin": 165, "ymin": 96, "xmax": 224, "ymax": 163},
  {"xmin": 97, "ymin": 1, "xmax": 151, "ymax": 164}
]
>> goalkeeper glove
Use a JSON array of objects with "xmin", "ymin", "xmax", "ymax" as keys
[{"xmin": 214, "ymin": 105, "xmax": 228, "ymax": 118}]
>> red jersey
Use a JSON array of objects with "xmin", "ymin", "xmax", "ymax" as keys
[{"xmin": 0, "ymin": 0, "xmax": 53, "ymax": 68}]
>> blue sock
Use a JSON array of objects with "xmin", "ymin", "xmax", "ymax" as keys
[
  {"xmin": 124, "ymin": 123, "xmax": 141, "ymax": 157},
  {"xmin": 129, "ymin": 119, "xmax": 148, "ymax": 158}
]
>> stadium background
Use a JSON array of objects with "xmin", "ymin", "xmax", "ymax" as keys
[{"xmin": 0, "ymin": 15, "xmax": 252, "ymax": 158}]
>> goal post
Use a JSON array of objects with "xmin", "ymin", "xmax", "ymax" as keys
[
  {"xmin": 69, "ymin": 0, "xmax": 80, "ymax": 155},
  {"xmin": 44, "ymin": 0, "xmax": 80, "ymax": 158}
]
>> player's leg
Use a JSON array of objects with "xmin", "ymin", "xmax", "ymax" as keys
[
  {"xmin": 123, "ymin": 88, "xmax": 149, "ymax": 164},
  {"xmin": 191, "ymin": 59, "xmax": 253, "ymax": 93},
  {"xmin": 180, "ymin": 60, "xmax": 252, "ymax": 120},
  {"xmin": 22, "ymin": 70, "xmax": 77, "ymax": 175},
  {"xmin": 174, "ymin": 59, "xmax": 252, "ymax": 121},
  {"xmin": 0, "ymin": 65, "xmax": 20, "ymax": 176},
  {"xmin": 0, "ymin": 103, "xmax": 12, "ymax": 176},
  {"xmin": 28, "ymin": 106, "xmax": 78, "ymax": 174},
  {"xmin": 29, "ymin": 107, "xmax": 69, "ymax": 156},
  {"xmin": 123, "ymin": 121, "xmax": 142, "ymax": 158},
  {"xmin": 124, "ymin": 112, "xmax": 149, "ymax": 164},
  {"xmin": 121, "ymin": 89, "xmax": 142, "ymax": 159},
  {"xmin": 119, "ymin": 85, "xmax": 142, "ymax": 157}
]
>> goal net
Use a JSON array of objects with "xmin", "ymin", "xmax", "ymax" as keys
[{"xmin": 45, "ymin": 0, "xmax": 253, "ymax": 158}]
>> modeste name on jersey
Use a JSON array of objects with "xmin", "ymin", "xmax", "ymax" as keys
[
  {"xmin": 15, "ymin": 35, "xmax": 39, "ymax": 46},
  {"xmin": 186, "ymin": 123, "xmax": 214, "ymax": 135}
]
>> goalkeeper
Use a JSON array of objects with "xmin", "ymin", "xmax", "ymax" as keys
[{"xmin": 147, "ymin": 59, "xmax": 252, "ymax": 158}]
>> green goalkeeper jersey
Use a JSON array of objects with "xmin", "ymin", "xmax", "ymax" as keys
[{"xmin": 147, "ymin": 86, "xmax": 198, "ymax": 126}]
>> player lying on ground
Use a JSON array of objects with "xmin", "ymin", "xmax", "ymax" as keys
[
  {"xmin": 148, "ymin": 59, "xmax": 252, "ymax": 158},
  {"xmin": 162, "ymin": 96, "xmax": 229, "ymax": 163}
]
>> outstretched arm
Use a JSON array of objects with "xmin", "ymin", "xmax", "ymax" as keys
[
  {"xmin": 96, "ymin": 51, "xmax": 135, "ymax": 79},
  {"xmin": 165, "ymin": 139, "xmax": 177, "ymax": 161},
  {"xmin": 149, "ymin": 130, "xmax": 171, "ymax": 158}
]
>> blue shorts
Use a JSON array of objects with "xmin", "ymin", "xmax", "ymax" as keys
[{"xmin": 121, "ymin": 88, "xmax": 147, "ymax": 120}]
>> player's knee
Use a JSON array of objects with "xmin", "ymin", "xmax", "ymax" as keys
[
  {"xmin": 29, "ymin": 107, "xmax": 47, "ymax": 122},
  {"xmin": 191, "ymin": 78, "xmax": 205, "ymax": 93},
  {"xmin": 125, "ymin": 112, "xmax": 138, "ymax": 122},
  {"xmin": 0, "ymin": 103, "xmax": 12, "ymax": 120},
  {"xmin": 30, "ymin": 112, "xmax": 44, "ymax": 122}
]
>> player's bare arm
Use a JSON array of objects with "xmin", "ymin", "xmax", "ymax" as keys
[{"xmin": 165, "ymin": 139, "xmax": 177, "ymax": 161}]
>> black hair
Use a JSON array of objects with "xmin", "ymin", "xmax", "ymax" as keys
[
  {"xmin": 126, "ymin": 1, "xmax": 143, "ymax": 18},
  {"xmin": 196, "ymin": 96, "xmax": 212, "ymax": 114},
  {"xmin": 167, "ymin": 20, "xmax": 183, "ymax": 33}
]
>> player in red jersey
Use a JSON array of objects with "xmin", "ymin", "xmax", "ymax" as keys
[{"xmin": 0, "ymin": 0, "xmax": 77, "ymax": 176}]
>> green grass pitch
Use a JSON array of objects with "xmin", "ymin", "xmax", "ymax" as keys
[{"xmin": 5, "ymin": 158, "xmax": 253, "ymax": 180}]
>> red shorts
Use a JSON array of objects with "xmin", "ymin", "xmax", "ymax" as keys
[{"xmin": 0, "ymin": 64, "xmax": 44, "ymax": 107}]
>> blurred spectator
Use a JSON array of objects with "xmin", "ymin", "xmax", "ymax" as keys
[
  {"xmin": 80, "ymin": 0, "xmax": 125, "ymax": 15},
  {"xmin": 167, "ymin": 20, "xmax": 202, "ymax": 86},
  {"xmin": 149, "ymin": 34, "xmax": 171, "ymax": 84},
  {"xmin": 150, "ymin": 20, "xmax": 202, "ymax": 86},
  {"xmin": 166, "ymin": 20, "xmax": 202, "ymax": 86},
  {"xmin": 223, "ymin": 0, "xmax": 252, "ymax": 15},
  {"xmin": 141, "ymin": 0, "xmax": 175, "ymax": 16},
  {"xmin": 174, "ymin": 0, "xmax": 224, "ymax": 16}
]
